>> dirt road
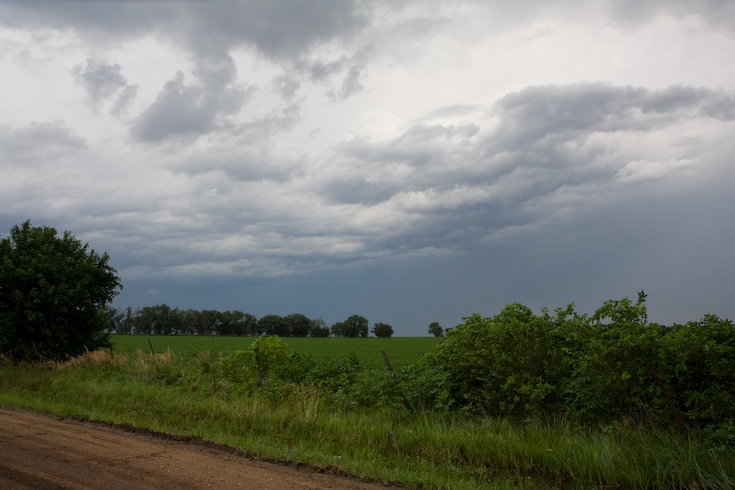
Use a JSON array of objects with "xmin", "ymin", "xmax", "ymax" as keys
[{"xmin": 0, "ymin": 408, "xmax": 400, "ymax": 490}]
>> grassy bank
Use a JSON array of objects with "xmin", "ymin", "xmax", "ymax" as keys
[{"xmin": 1, "ymin": 349, "xmax": 732, "ymax": 490}]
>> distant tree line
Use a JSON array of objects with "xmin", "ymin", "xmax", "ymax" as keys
[{"xmin": 100, "ymin": 306, "xmax": 395, "ymax": 338}]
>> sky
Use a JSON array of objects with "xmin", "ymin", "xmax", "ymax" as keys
[{"xmin": 1, "ymin": 1, "xmax": 734, "ymax": 335}]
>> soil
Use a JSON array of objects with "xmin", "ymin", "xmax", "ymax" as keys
[{"xmin": 0, "ymin": 408, "xmax": 402, "ymax": 490}]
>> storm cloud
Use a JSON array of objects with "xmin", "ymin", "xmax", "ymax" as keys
[{"xmin": 2, "ymin": 1, "xmax": 734, "ymax": 333}]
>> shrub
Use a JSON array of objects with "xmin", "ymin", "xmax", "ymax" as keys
[
  {"xmin": 428, "ymin": 303, "xmax": 574, "ymax": 416},
  {"xmin": 0, "ymin": 220, "xmax": 121, "ymax": 360}
]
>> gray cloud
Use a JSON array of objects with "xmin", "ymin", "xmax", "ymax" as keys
[
  {"xmin": 0, "ymin": 1, "xmax": 372, "ymax": 59},
  {"xmin": 131, "ymin": 70, "xmax": 251, "ymax": 143},
  {"xmin": 72, "ymin": 59, "xmax": 138, "ymax": 114},
  {"xmin": 271, "ymin": 74, "xmax": 300, "ymax": 100},
  {"xmin": 607, "ymin": 0, "xmax": 735, "ymax": 30},
  {"xmin": 316, "ymin": 83, "xmax": 735, "ymax": 253},
  {"xmin": 164, "ymin": 102, "xmax": 303, "ymax": 180},
  {"xmin": 72, "ymin": 59, "xmax": 126, "ymax": 102},
  {"xmin": 338, "ymin": 65, "xmax": 365, "ymax": 100},
  {"xmin": 180, "ymin": 0, "xmax": 372, "ymax": 61},
  {"xmin": 3, "ymin": 1, "xmax": 735, "ymax": 332},
  {"xmin": 0, "ymin": 121, "xmax": 86, "ymax": 167}
]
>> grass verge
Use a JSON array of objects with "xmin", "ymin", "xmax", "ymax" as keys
[{"xmin": 1, "ymin": 350, "xmax": 732, "ymax": 490}]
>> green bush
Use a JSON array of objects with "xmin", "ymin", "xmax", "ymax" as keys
[
  {"xmin": 428, "ymin": 303, "xmax": 573, "ymax": 416},
  {"xmin": 427, "ymin": 293, "xmax": 735, "ymax": 435},
  {"xmin": 219, "ymin": 335, "xmax": 294, "ymax": 386},
  {"xmin": 0, "ymin": 220, "xmax": 121, "ymax": 360},
  {"xmin": 659, "ymin": 315, "xmax": 735, "ymax": 431}
]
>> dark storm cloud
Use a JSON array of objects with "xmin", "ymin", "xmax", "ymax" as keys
[
  {"xmin": 492, "ymin": 84, "xmax": 735, "ymax": 145},
  {"xmin": 0, "ymin": 0, "xmax": 168, "ymax": 38},
  {"xmin": 0, "ymin": 1, "xmax": 372, "ymax": 60},
  {"xmin": 178, "ymin": 0, "xmax": 372, "ymax": 61},
  {"xmin": 318, "ymin": 83, "xmax": 735, "ymax": 251},
  {"xmin": 0, "ymin": 121, "xmax": 86, "ymax": 167}
]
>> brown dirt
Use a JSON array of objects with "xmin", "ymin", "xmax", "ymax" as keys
[{"xmin": 0, "ymin": 408, "xmax": 402, "ymax": 490}]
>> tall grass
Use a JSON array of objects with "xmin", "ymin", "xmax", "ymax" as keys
[{"xmin": 1, "ymin": 350, "xmax": 732, "ymax": 490}]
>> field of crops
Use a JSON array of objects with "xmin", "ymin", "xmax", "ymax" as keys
[{"xmin": 111, "ymin": 335, "xmax": 441, "ymax": 370}]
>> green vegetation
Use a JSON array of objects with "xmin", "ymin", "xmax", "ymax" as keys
[
  {"xmin": 0, "ymin": 220, "xmax": 121, "ymax": 360},
  {"xmin": 2, "ymin": 293, "xmax": 734, "ymax": 489},
  {"xmin": 111, "ymin": 335, "xmax": 440, "ymax": 370},
  {"xmin": 0, "ymin": 344, "xmax": 732, "ymax": 489},
  {"xmin": 104, "ymin": 305, "xmax": 395, "ymax": 339},
  {"xmin": 430, "ymin": 293, "xmax": 735, "ymax": 436}
]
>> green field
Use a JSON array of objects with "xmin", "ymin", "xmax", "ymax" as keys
[{"xmin": 112, "ymin": 335, "xmax": 441, "ymax": 370}]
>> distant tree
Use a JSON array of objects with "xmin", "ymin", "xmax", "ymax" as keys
[
  {"xmin": 218, "ymin": 310, "xmax": 256, "ymax": 336},
  {"xmin": 309, "ymin": 318, "xmax": 330, "ymax": 337},
  {"xmin": 428, "ymin": 321, "xmax": 444, "ymax": 337},
  {"xmin": 285, "ymin": 313, "xmax": 311, "ymax": 337},
  {"xmin": 258, "ymin": 314, "xmax": 291, "ymax": 336},
  {"xmin": 331, "ymin": 315, "xmax": 369, "ymax": 338},
  {"xmin": 0, "ymin": 220, "xmax": 121, "ymax": 360},
  {"xmin": 99, "ymin": 305, "xmax": 125, "ymax": 333},
  {"xmin": 135, "ymin": 304, "xmax": 182, "ymax": 335},
  {"xmin": 372, "ymin": 322, "xmax": 394, "ymax": 338},
  {"xmin": 115, "ymin": 306, "xmax": 134, "ymax": 335}
]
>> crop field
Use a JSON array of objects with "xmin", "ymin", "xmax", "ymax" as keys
[{"xmin": 111, "ymin": 335, "xmax": 441, "ymax": 369}]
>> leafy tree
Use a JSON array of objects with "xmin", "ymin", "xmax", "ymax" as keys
[
  {"xmin": 0, "ymin": 220, "xmax": 121, "ymax": 360},
  {"xmin": 372, "ymin": 322, "xmax": 394, "ymax": 338},
  {"xmin": 135, "ymin": 304, "xmax": 182, "ymax": 335},
  {"xmin": 258, "ymin": 314, "xmax": 290, "ymax": 336},
  {"xmin": 218, "ymin": 310, "xmax": 256, "ymax": 336},
  {"xmin": 99, "ymin": 305, "xmax": 124, "ymax": 333},
  {"xmin": 428, "ymin": 321, "xmax": 443, "ymax": 337},
  {"xmin": 309, "ymin": 317, "xmax": 330, "ymax": 337},
  {"xmin": 331, "ymin": 314, "xmax": 369, "ymax": 337},
  {"xmin": 285, "ymin": 313, "xmax": 311, "ymax": 337}
]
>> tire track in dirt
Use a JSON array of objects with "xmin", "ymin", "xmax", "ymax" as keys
[{"xmin": 0, "ymin": 408, "xmax": 401, "ymax": 490}]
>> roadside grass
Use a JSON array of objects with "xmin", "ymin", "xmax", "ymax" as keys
[
  {"xmin": 111, "ymin": 335, "xmax": 440, "ymax": 369},
  {"xmin": 1, "ymin": 350, "xmax": 733, "ymax": 490}
]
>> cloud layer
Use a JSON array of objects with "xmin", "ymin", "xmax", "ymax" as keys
[{"xmin": 2, "ymin": 1, "xmax": 734, "ymax": 332}]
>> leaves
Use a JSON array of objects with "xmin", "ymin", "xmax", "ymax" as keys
[{"xmin": 0, "ymin": 220, "xmax": 121, "ymax": 360}]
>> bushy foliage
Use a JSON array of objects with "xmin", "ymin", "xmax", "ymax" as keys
[
  {"xmin": 427, "ymin": 293, "xmax": 735, "ymax": 435},
  {"xmin": 193, "ymin": 294, "xmax": 734, "ymax": 441},
  {"xmin": 428, "ymin": 303, "xmax": 574, "ymax": 415},
  {"xmin": 0, "ymin": 221, "xmax": 121, "ymax": 360},
  {"xmin": 659, "ymin": 314, "xmax": 735, "ymax": 431},
  {"xmin": 220, "ymin": 335, "xmax": 294, "ymax": 386}
]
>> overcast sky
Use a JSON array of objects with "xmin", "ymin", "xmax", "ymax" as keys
[{"xmin": 2, "ymin": 1, "xmax": 734, "ymax": 335}]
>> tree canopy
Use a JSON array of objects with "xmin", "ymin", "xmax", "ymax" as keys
[
  {"xmin": 0, "ymin": 221, "xmax": 121, "ymax": 360},
  {"xmin": 428, "ymin": 321, "xmax": 443, "ymax": 337},
  {"xmin": 371, "ymin": 322, "xmax": 394, "ymax": 338},
  {"xmin": 331, "ymin": 315, "xmax": 369, "ymax": 337}
]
